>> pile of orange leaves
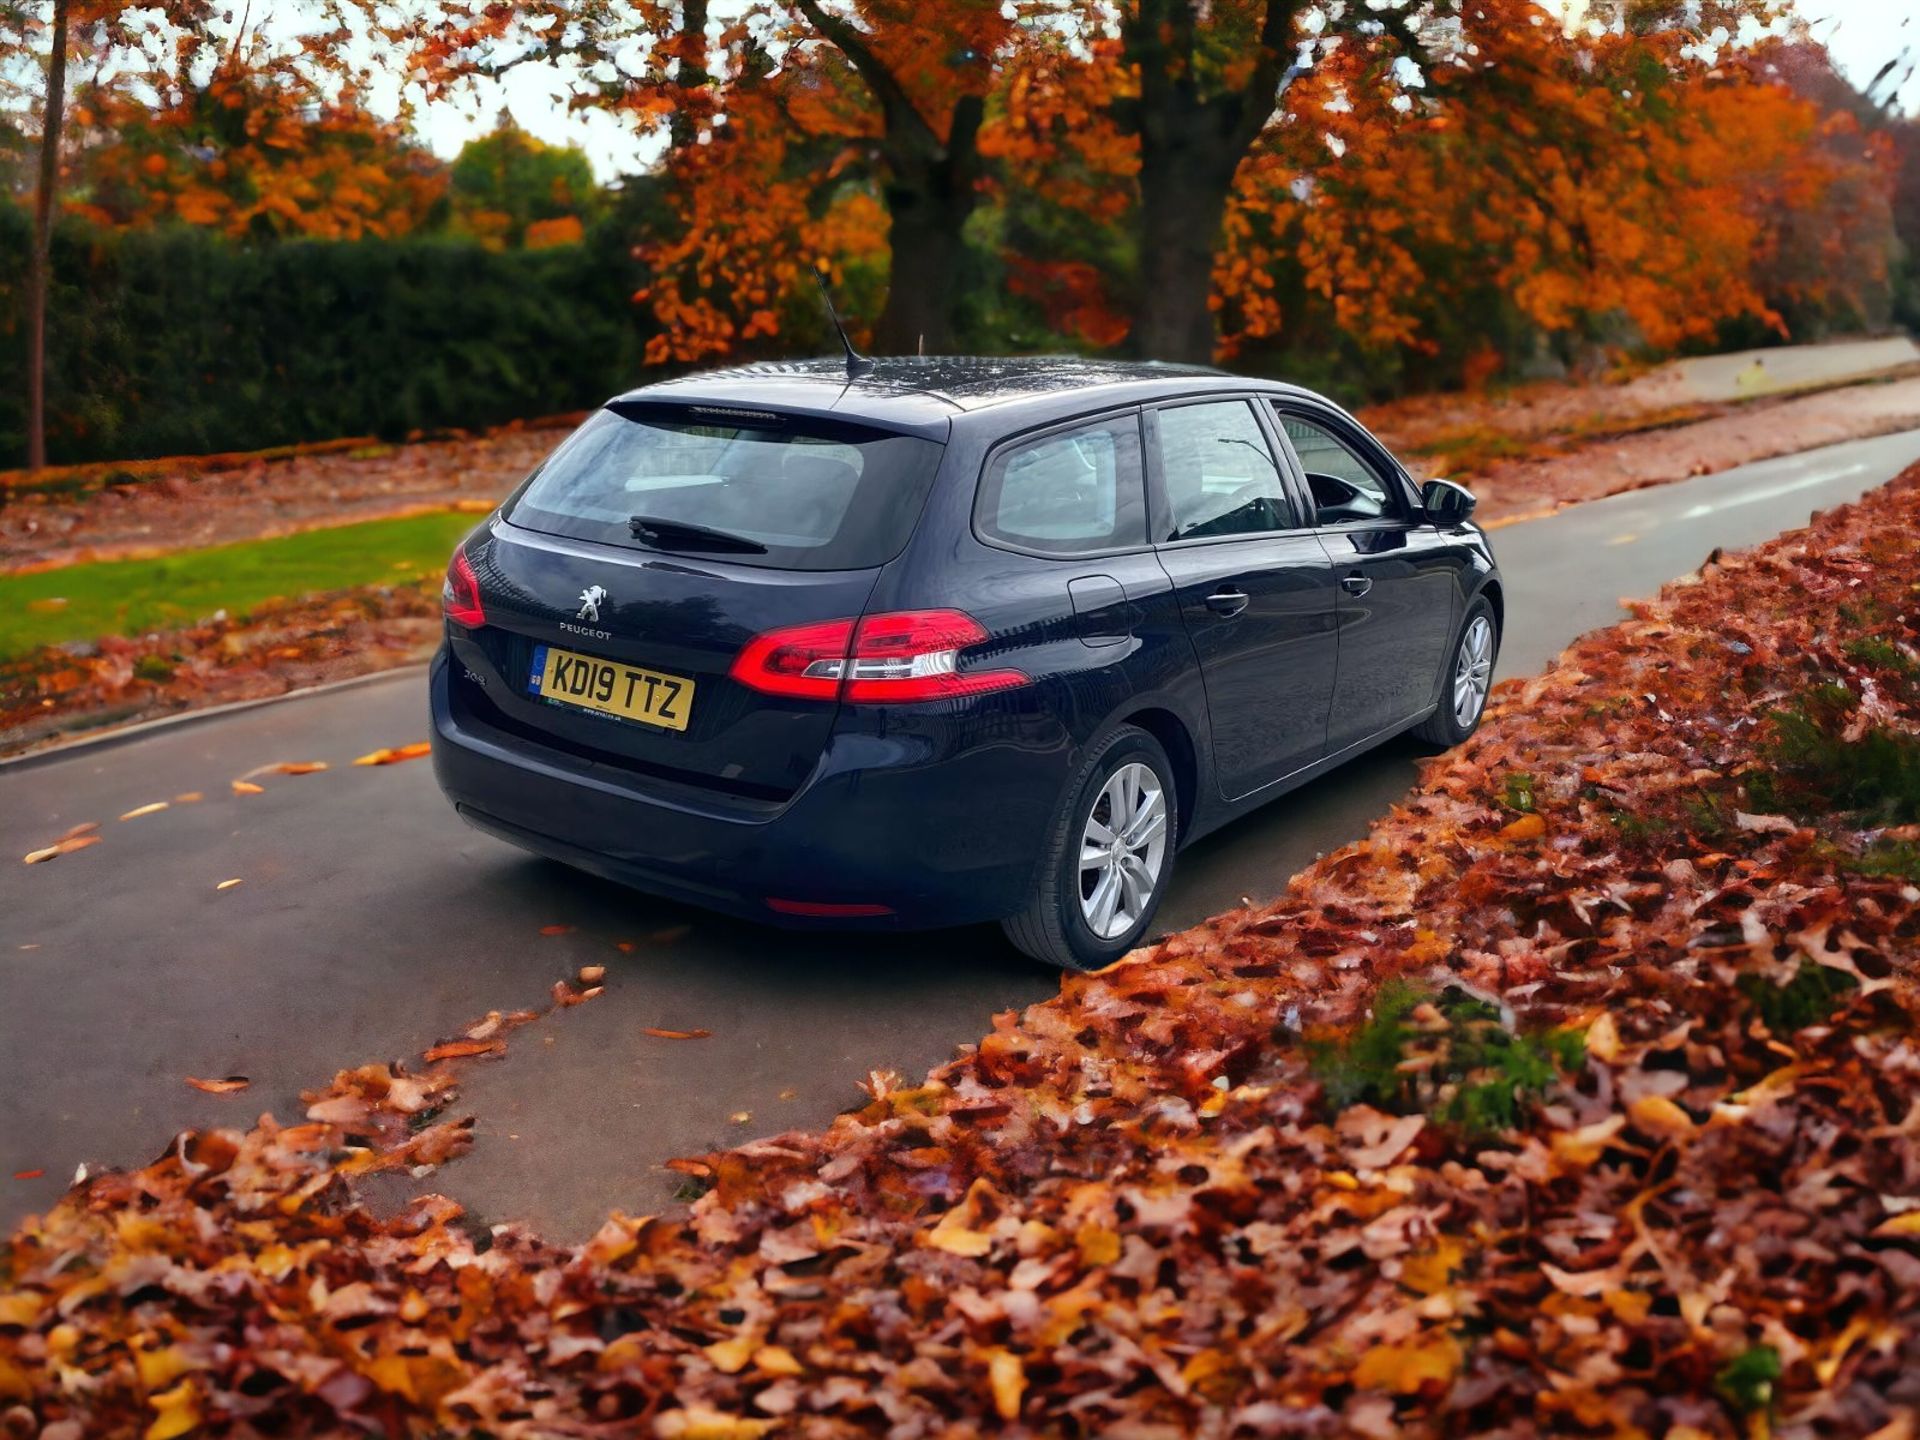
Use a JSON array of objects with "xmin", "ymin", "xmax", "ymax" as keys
[{"xmin": 7, "ymin": 471, "xmax": 1920, "ymax": 1436}]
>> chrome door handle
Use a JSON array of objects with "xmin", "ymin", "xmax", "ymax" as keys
[
  {"xmin": 1204, "ymin": 588, "xmax": 1250, "ymax": 617},
  {"xmin": 1341, "ymin": 573, "xmax": 1373, "ymax": 597}
]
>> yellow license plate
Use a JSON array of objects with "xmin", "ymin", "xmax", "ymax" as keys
[{"xmin": 530, "ymin": 643, "xmax": 693, "ymax": 732}]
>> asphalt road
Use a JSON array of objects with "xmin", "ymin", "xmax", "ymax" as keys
[{"xmin": 5, "ymin": 427, "xmax": 1918, "ymax": 1239}]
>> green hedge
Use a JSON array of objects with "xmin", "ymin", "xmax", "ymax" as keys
[{"xmin": 0, "ymin": 207, "xmax": 655, "ymax": 467}]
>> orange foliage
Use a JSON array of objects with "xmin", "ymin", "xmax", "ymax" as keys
[
  {"xmin": 1210, "ymin": 0, "xmax": 1894, "ymax": 367},
  {"xmin": 359, "ymin": 0, "xmax": 1892, "ymax": 369},
  {"xmin": 1005, "ymin": 256, "xmax": 1131, "ymax": 349},
  {"xmin": 634, "ymin": 76, "xmax": 847, "ymax": 366},
  {"xmin": 71, "ymin": 63, "xmax": 445, "ymax": 240},
  {"xmin": 522, "ymin": 215, "xmax": 585, "ymax": 249},
  {"xmin": 984, "ymin": 30, "xmax": 1135, "ymax": 224},
  {"xmin": 46, "ymin": 0, "xmax": 1887, "ymax": 374},
  {"xmin": 632, "ymin": 0, "xmax": 1019, "ymax": 361}
]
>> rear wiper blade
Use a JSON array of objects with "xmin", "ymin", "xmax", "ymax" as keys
[{"xmin": 627, "ymin": 515, "xmax": 768, "ymax": 554}]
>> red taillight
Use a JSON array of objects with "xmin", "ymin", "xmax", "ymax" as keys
[
  {"xmin": 728, "ymin": 609, "xmax": 1028, "ymax": 704},
  {"xmin": 729, "ymin": 618, "xmax": 856, "ymax": 700},
  {"xmin": 842, "ymin": 609, "xmax": 1029, "ymax": 702},
  {"xmin": 443, "ymin": 548, "xmax": 486, "ymax": 628},
  {"xmin": 765, "ymin": 897, "xmax": 895, "ymax": 917}
]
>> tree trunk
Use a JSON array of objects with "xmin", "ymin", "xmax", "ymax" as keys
[
  {"xmin": 1132, "ymin": 135, "xmax": 1235, "ymax": 363},
  {"xmin": 1121, "ymin": 0, "xmax": 1298, "ymax": 365},
  {"xmin": 668, "ymin": 0, "xmax": 709, "ymax": 150},
  {"xmin": 871, "ymin": 94, "xmax": 983, "ymax": 356},
  {"xmin": 872, "ymin": 177, "xmax": 974, "ymax": 355},
  {"xmin": 25, "ymin": 0, "xmax": 70, "ymax": 472}
]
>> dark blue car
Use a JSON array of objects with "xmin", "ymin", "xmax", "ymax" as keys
[{"xmin": 430, "ymin": 357, "xmax": 1500, "ymax": 968}]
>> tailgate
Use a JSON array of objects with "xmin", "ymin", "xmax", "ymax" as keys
[{"xmin": 457, "ymin": 518, "xmax": 881, "ymax": 799}]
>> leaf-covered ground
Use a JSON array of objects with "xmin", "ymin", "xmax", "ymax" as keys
[
  {"xmin": 0, "ymin": 581, "xmax": 441, "ymax": 758},
  {"xmin": 1367, "ymin": 373, "xmax": 1920, "ymax": 524},
  {"xmin": 6, "ymin": 468, "xmax": 1920, "ymax": 1438}
]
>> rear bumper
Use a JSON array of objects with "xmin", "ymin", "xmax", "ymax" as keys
[{"xmin": 428, "ymin": 648, "xmax": 1061, "ymax": 930}]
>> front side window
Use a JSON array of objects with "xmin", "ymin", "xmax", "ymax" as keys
[
  {"xmin": 509, "ymin": 405, "xmax": 944, "ymax": 570},
  {"xmin": 976, "ymin": 414, "xmax": 1146, "ymax": 555},
  {"xmin": 1274, "ymin": 410, "xmax": 1400, "ymax": 526},
  {"xmin": 1157, "ymin": 400, "xmax": 1294, "ymax": 541}
]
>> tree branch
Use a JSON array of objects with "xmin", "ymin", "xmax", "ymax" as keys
[
  {"xmin": 788, "ymin": 0, "xmax": 939, "ymax": 151},
  {"xmin": 1364, "ymin": 2, "xmax": 1429, "ymax": 65},
  {"xmin": 1226, "ymin": 0, "xmax": 1302, "ymax": 156}
]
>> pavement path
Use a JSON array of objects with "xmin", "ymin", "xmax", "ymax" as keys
[
  {"xmin": 5, "ymin": 426, "xmax": 1919, "ymax": 1239},
  {"xmin": 1652, "ymin": 336, "xmax": 1920, "ymax": 404}
]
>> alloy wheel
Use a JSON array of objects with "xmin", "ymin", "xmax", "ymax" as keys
[
  {"xmin": 1453, "ymin": 614, "xmax": 1494, "ymax": 728},
  {"xmin": 1078, "ymin": 761, "xmax": 1169, "ymax": 940}
]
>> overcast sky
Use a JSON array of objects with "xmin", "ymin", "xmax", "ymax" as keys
[
  {"xmin": 389, "ymin": 0, "xmax": 1919, "ymax": 181},
  {"xmin": 1800, "ymin": 0, "xmax": 1918, "ymax": 110}
]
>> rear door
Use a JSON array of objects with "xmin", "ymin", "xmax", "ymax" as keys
[
  {"xmin": 1266, "ymin": 402, "xmax": 1460, "ymax": 751},
  {"xmin": 968, "ymin": 407, "xmax": 1159, "ymax": 650},
  {"xmin": 451, "ymin": 403, "xmax": 943, "ymax": 799},
  {"xmin": 1146, "ymin": 397, "xmax": 1339, "ymax": 801}
]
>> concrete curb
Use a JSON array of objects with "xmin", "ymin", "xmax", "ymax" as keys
[{"xmin": 0, "ymin": 664, "xmax": 428, "ymax": 773}]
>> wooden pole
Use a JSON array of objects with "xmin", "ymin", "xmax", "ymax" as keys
[{"xmin": 25, "ymin": 0, "xmax": 71, "ymax": 471}]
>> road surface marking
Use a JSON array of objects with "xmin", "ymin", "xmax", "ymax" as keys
[
  {"xmin": 1607, "ymin": 533, "xmax": 1638, "ymax": 546},
  {"xmin": 1678, "ymin": 463, "xmax": 1869, "ymax": 521}
]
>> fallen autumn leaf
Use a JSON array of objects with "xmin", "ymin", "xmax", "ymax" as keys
[
  {"xmin": 353, "ymin": 742, "xmax": 431, "ymax": 766},
  {"xmin": 184, "ymin": 1076, "xmax": 251, "ymax": 1095},
  {"xmin": 421, "ymin": 1038, "xmax": 503, "ymax": 1063},
  {"xmin": 22, "ymin": 827, "xmax": 101, "ymax": 864}
]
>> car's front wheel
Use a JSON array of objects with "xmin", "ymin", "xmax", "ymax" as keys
[
  {"xmin": 1414, "ymin": 596, "xmax": 1499, "ymax": 747},
  {"xmin": 1002, "ymin": 725, "xmax": 1179, "ymax": 971}
]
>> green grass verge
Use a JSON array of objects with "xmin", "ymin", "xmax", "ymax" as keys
[{"xmin": 0, "ymin": 511, "xmax": 478, "ymax": 660}]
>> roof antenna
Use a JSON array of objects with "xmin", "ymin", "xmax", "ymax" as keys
[{"xmin": 811, "ymin": 260, "xmax": 874, "ymax": 380}]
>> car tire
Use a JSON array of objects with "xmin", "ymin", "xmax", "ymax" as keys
[
  {"xmin": 1001, "ymin": 725, "xmax": 1180, "ymax": 972},
  {"xmin": 1414, "ymin": 595, "xmax": 1499, "ymax": 748}
]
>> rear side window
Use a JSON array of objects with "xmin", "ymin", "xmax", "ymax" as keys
[
  {"xmin": 975, "ymin": 414, "xmax": 1146, "ymax": 555},
  {"xmin": 508, "ymin": 406, "xmax": 944, "ymax": 570}
]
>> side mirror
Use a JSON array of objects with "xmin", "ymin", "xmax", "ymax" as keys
[{"xmin": 1421, "ymin": 478, "xmax": 1478, "ymax": 526}]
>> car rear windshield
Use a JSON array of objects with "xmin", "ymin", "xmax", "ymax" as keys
[{"xmin": 507, "ymin": 404, "xmax": 945, "ymax": 571}]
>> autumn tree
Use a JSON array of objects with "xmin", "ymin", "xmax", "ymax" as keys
[
  {"xmin": 1194, "ymin": 0, "xmax": 1895, "ymax": 388},
  {"xmin": 796, "ymin": 0, "xmax": 1020, "ymax": 352},
  {"xmin": 381, "ymin": 0, "xmax": 1018, "ymax": 354},
  {"xmin": 1097, "ymin": 0, "xmax": 1442, "ymax": 362},
  {"xmin": 633, "ymin": 55, "xmax": 892, "ymax": 364},
  {"xmin": 449, "ymin": 120, "xmax": 599, "ymax": 248},
  {"xmin": 1002, "ymin": 0, "xmax": 1828, "ymax": 366},
  {"xmin": 980, "ymin": 26, "xmax": 1137, "ymax": 350},
  {"xmin": 3, "ymin": 0, "xmax": 79, "ymax": 472},
  {"xmin": 1719, "ymin": 45, "xmax": 1897, "ymax": 340},
  {"xmin": 71, "ymin": 61, "xmax": 447, "ymax": 240},
  {"xmin": 1, "ymin": 0, "xmax": 225, "ymax": 470}
]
